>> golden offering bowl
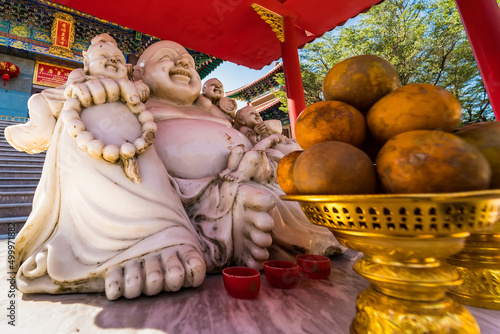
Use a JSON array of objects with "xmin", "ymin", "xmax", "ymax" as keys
[{"xmin": 282, "ymin": 190, "xmax": 500, "ymax": 334}]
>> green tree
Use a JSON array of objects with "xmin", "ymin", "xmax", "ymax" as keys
[{"xmin": 276, "ymin": 0, "xmax": 496, "ymax": 123}]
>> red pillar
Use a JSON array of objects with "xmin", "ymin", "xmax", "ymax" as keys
[
  {"xmin": 454, "ymin": 0, "xmax": 500, "ymax": 121},
  {"xmin": 281, "ymin": 15, "xmax": 306, "ymax": 138}
]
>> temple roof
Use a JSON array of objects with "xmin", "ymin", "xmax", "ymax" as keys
[
  {"xmin": 256, "ymin": 96, "xmax": 282, "ymax": 113},
  {"xmin": 0, "ymin": 0, "xmax": 223, "ymax": 78},
  {"xmin": 259, "ymin": 98, "xmax": 288, "ymax": 124},
  {"xmin": 226, "ymin": 62, "xmax": 283, "ymax": 102}
]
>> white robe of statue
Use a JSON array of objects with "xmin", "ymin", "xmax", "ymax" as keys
[{"xmin": 7, "ymin": 37, "xmax": 344, "ymax": 300}]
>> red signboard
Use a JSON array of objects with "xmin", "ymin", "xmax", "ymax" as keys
[
  {"xmin": 54, "ymin": 19, "xmax": 71, "ymax": 48},
  {"xmin": 48, "ymin": 12, "xmax": 76, "ymax": 58},
  {"xmin": 33, "ymin": 61, "xmax": 74, "ymax": 88}
]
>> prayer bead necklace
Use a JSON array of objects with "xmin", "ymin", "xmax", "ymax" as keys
[{"xmin": 59, "ymin": 96, "xmax": 156, "ymax": 182}]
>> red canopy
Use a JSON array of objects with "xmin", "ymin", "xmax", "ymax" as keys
[
  {"xmin": 52, "ymin": 0, "xmax": 382, "ymax": 70},
  {"xmin": 52, "ymin": 0, "xmax": 500, "ymax": 125}
]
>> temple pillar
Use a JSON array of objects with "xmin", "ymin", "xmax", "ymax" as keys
[
  {"xmin": 454, "ymin": 0, "xmax": 500, "ymax": 120},
  {"xmin": 280, "ymin": 15, "xmax": 306, "ymax": 138}
]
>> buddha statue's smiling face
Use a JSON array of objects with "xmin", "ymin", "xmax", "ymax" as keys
[
  {"xmin": 85, "ymin": 42, "xmax": 128, "ymax": 80},
  {"xmin": 136, "ymin": 41, "xmax": 201, "ymax": 106},
  {"xmin": 238, "ymin": 106, "xmax": 263, "ymax": 128},
  {"xmin": 203, "ymin": 78, "xmax": 224, "ymax": 103}
]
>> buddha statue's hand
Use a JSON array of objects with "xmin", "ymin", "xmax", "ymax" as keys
[
  {"xmin": 254, "ymin": 122, "xmax": 270, "ymax": 137},
  {"xmin": 132, "ymin": 79, "xmax": 150, "ymax": 103},
  {"xmin": 65, "ymin": 77, "xmax": 119, "ymax": 107},
  {"xmin": 64, "ymin": 77, "xmax": 145, "ymax": 109}
]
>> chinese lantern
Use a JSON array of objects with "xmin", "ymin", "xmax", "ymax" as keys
[{"xmin": 0, "ymin": 61, "xmax": 20, "ymax": 86}]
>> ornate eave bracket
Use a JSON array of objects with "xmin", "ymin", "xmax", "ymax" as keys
[{"xmin": 251, "ymin": 3, "xmax": 284, "ymax": 42}]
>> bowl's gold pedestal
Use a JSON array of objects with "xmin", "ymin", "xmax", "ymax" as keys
[
  {"xmin": 447, "ymin": 226, "xmax": 500, "ymax": 310},
  {"xmin": 282, "ymin": 191, "xmax": 500, "ymax": 334},
  {"xmin": 334, "ymin": 231, "xmax": 479, "ymax": 333}
]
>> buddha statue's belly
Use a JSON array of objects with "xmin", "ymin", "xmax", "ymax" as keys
[{"xmin": 155, "ymin": 118, "xmax": 252, "ymax": 179}]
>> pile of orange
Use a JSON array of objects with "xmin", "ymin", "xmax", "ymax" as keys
[{"xmin": 277, "ymin": 54, "xmax": 498, "ymax": 195}]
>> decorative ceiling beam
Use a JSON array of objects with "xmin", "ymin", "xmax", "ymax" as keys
[{"xmin": 251, "ymin": 3, "xmax": 284, "ymax": 42}]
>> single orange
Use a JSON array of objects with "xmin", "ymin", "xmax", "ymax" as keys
[
  {"xmin": 322, "ymin": 55, "xmax": 399, "ymax": 113},
  {"xmin": 277, "ymin": 150, "xmax": 303, "ymax": 194},
  {"xmin": 295, "ymin": 100, "xmax": 366, "ymax": 150},
  {"xmin": 367, "ymin": 83, "xmax": 462, "ymax": 144},
  {"xmin": 294, "ymin": 141, "xmax": 376, "ymax": 195},
  {"xmin": 454, "ymin": 121, "xmax": 500, "ymax": 189},
  {"xmin": 376, "ymin": 130, "xmax": 491, "ymax": 194}
]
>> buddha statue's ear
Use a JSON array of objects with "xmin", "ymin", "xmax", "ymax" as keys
[
  {"xmin": 126, "ymin": 64, "xmax": 134, "ymax": 81},
  {"xmin": 132, "ymin": 64, "xmax": 143, "ymax": 81}
]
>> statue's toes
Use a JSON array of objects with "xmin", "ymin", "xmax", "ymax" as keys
[
  {"xmin": 242, "ymin": 254, "xmax": 262, "ymax": 271},
  {"xmin": 143, "ymin": 254, "xmax": 163, "ymax": 296},
  {"xmin": 104, "ymin": 266, "xmax": 124, "ymax": 300},
  {"xmin": 181, "ymin": 249, "xmax": 206, "ymax": 288},
  {"xmin": 247, "ymin": 211, "xmax": 274, "ymax": 233},
  {"xmin": 249, "ymin": 228, "xmax": 273, "ymax": 248},
  {"xmin": 161, "ymin": 249, "xmax": 185, "ymax": 292},
  {"xmin": 123, "ymin": 260, "xmax": 143, "ymax": 299},
  {"xmin": 243, "ymin": 187, "xmax": 276, "ymax": 212},
  {"xmin": 245, "ymin": 239, "xmax": 269, "ymax": 262}
]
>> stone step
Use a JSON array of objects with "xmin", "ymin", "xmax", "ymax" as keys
[
  {"xmin": 0, "ymin": 216, "xmax": 28, "ymax": 235},
  {"xmin": 0, "ymin": 184, "xmax": 38, "ymax": 192},
  {"xmin": 0, "ymin": 157, "xmax": 46, "ymax": 165},
  {"xmin": 0, "ymin": 121, "xmax": 40, "ymax": 234},
  {"xmin": 0, "ymin": 151, "xmax": 46, "ymax": 159},
  {"xmin": 0, "ymin": 170, "xmax": 42, "ymax": 178},
  {"xmin": 0, "ymin": 191, "xmax": 35, "ymax": 204},
  {"xmin": 0, "ymin": 164, "xmax": 44, "ymax": 171},
  {"xmin": 0, "ymin": 146, "xmax": 19, "ymax": 152},
  {"xmin": 0, "ymin": 154, "xmax": 46, "ymax": 161},
  {"xmin": 0, "ymin": 203, "xmax": 32, "ymax": 218},
  {"xmin": 0, "ymin": 121, "xmax": 24, "ymax": 126},
  {"xmin": 0, "ymin": 177, "xmax": 41, "ymax": 185}
]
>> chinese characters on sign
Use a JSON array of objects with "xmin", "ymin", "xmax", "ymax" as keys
[
  {"xmin": 33, "ymin": 61, "xmax": 74, "ymax": 88},
  {"xmin": 54, "ymin": 19, "xmax": 70, "ymax": 48},
  {"xmin": 49, "ymin": 12, "xmax": 75, "ymax": 58}
]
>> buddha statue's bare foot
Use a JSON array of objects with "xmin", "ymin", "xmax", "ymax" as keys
[
  {"xmin": 104, "ymin": 245, "xmax": 206, "ymax": 300},
  {"xmin": 232, "ymin": 184, "xmax": 276, "ymax": 269},
  {"xmin": 220, "ymin": 170, "xmax": 249, "ymax": 183},
  {"xmin": 218, "ymin": 168, "xmax": 236, "ymax": 181}
]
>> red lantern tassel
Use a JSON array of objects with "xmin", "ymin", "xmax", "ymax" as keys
[{"xmin": 2, "ymin": 73, "xmax": 10, "ymax": 86}]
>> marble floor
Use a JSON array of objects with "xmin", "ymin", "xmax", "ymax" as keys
[{"xmin": 0, "ymin": 241, "xmax": 499, "ymax": 334}]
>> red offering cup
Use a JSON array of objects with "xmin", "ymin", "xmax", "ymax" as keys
[
  {"xmin": 263, "ymin": 260, "xmax": 300, "ymax": 289},
  {"xmin": 222, "ymin": 267, "xmax": 260, "ymax": 299},
  {"xmin": 296, "ymin": 254, "xmax": 331, "ymax": 279}
]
